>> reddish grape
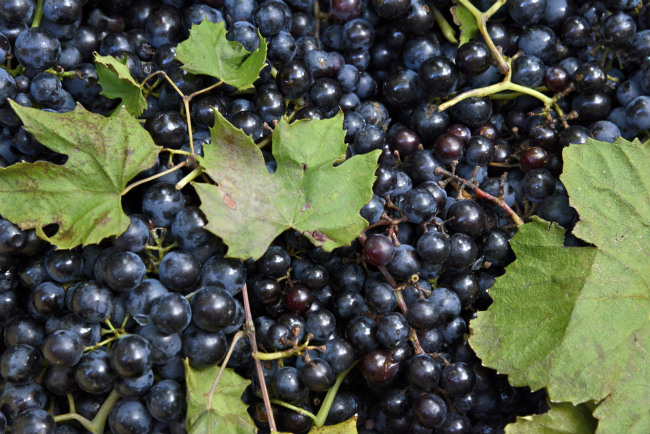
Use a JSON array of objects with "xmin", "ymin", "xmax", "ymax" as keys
[
  {"xmin": 519, "ymin": 146, "xmax": 549, "ymax": 172},
  {"xmin": 363, "ymin": 234, "xmax": 395, "ymax": 267},
  {"xmin": 285, "ymin": 285, "xmax": 312, "ymax": 314},
  {"xmin": 330, "ymin": 0, "xmax": 362, "ymax": 20}
]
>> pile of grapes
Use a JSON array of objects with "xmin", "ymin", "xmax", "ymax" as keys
[{"xmin": 0, "ymin": 0, "xmax": 645, "ymax": 432}]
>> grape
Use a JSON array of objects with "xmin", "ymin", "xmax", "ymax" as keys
[
  {"xmin": 69, "ymin": 280, "xmax": 113, "ymax": 323},
  {"xmin": 42, "ymin": 330, "xmax": 83, "ymax": 367},
  {"xmin": 112, "ymin": 215, "xmax": 150, "ymax": 252},
  {"xmin": 413, "ymin": 393, "xmax": 447, "ymax": 428},
  {"xmin": 0, "ymin": 69, "xmax": 16, "ymax": 106},
  {"xmin": 14, "ymin": 28, "xmax": 61, "ymax": 71},
  {"xmin": 509, "ymin": 0, "xmax": 547, "ymax": 25},
  {"xmin": 305, "ymin": 309, "xmax": 336, "ymax": 342},
  {"xmin": 102, "ymin": 251, "xmax": 146, "ymax": 292},
  {"xmin": 201, "ymin": 256, "xmax": 246, "ymax": 295},
  {"xmin": 455, "ymin": 41, "xmax": 491, "ymax": 76},
  {"xmin": 45, "ymin": 249, "xmax": 83, "ymax": 283},
  {"xmin": 108, "ymin": 400, "xmax": 153, "ymax": 434},
  {"xmin": 360, "ymin": 349, "xmax": 400, "ymax": 386},
  {"xmin": 182, "ymin": 325, "xmax": 226, "ymax": 369},
  {"xmin": 75, "ymin": 350, "xmax": 115, "ymax": 394},
  {"xmin": 272, "ymin": 367, "xmax": 309, "ymax": 404},
  {"xmin": 146, "ymin": 379, "xmax": 184, "ymax": 422},
  {"xmin": 191, "ymin": 285, "xmax": 237, "ymax": 332},
  {"xmin": 0, "ymin": 344, "xmax": 42, "ymax": 383},
  {"xmin": 115, "ymin": 369, "xmax": 154, "ymax": 398},
  {"xmin": 407, "ymin": 354, "xmax": 441, "ymax": 391},
  {"xmin": 441, "ymin": 362, "xmax": 477, "ymax": 397},
  {"xmin": 159, "ymin": 250, "xmax": 200, "ymax": 293},
  {"xmin": 376, "ymin": 312, "xmax": 409, "ymax": 348},
  {"xmin": 407, "ymin": 299, "xmax": 441, "ymax": 330},
  {"xmin": 110, "ymin": 335, "xmax": 153, "ymax": 379},
  {"xmin": 11, "ymin": 409, "xmax": 55, "ymax": 434}
]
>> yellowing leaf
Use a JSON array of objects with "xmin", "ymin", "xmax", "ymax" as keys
[
  {"xmin": 95, "ymin": 53, "xmax": 147, "ymax": 117},
  {"xmin": 470, "ymin": 137, "xmax": 650, "ymax": 434},
  {"xmin": 0, "ymin": 102, "xmax": 160, "ymax": 249},
  {"xmin": 451, "ymin": 3, "xmax": 478, "ymax": 46},
  {"xmin": 309, "ymin": 418, "xmax": 358, "ymax": 434},
  {"xmin": 176, "ymin": 19, "xmax": 267, "ymax": 91},
  {"xmin": 194, "ymin": 111, "xmax": 380, "ymax": 260},
  {"xmin": 506, "ymin": 402, "xmax": 597, "ymax": 434},
  {"xmin": 184, "ymin": 359, "xmax": 256, "ymax": 434}
]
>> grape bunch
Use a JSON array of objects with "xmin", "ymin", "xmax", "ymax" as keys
[{"xmin": 0, "ymin": 0, "xmax": 643, "ymax": 432}]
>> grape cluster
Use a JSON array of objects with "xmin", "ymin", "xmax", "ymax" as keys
[{"xmin": 0, "ymin": 0, "xmax": 643, "ymax": 432}]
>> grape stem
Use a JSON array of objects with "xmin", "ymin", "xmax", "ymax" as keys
[
  {"xmin": 438, "ymin": 56, "xmax": 564, "ymax": 118},
  {"xmin": 431, "ymin": 5, "xmax": 458, "ymax": 44},
  {"xmin": 242, "ymin": 283, "xmax": 278, "ymax": 432},
  {"xmin": 83, "ymin": 335, "xmax": 120, "ymax": 352},
  {"xmin": 270, "ymin": 399, "xmax": 319, "ymax": 424},
  {"xmin": 53, "ymin": 389, "xmax": 120, "ymax": 434},
  {"xmin": 315, "ymin": 360, "xmax": 360, "ymax": 426},
  {"xmin": 434, "ymin": 166, "xmax": 524, "ymax": 226},
  {"xmin": 32, "ymin": 0, "xmax": 44, "ymax": 27},
  {"xmin": 377, "ymin": 266, "xmax": 426, "ymax": 355},
  {"xmin": 454, "ymin": 0, "xmax": 509, "ymax": 74},
  {"xmin": 255, "ymin": 337, "xmax": 325, "ymax": 361}
]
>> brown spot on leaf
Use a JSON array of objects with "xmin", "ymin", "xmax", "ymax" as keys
[
  {"xmin": 301, "ymin": 203, "xmax": 312, "ymax": 213},
  {"xmin": 310, "ymin": 230, "xmax": 333, "ymax": 242},
  {"xmin": 301, "ymin": 163, "xmax": 308, "ymax": 171},
  {"xmin": 224, "ymin": 194, "xmax": 237, "ymax": 210}
]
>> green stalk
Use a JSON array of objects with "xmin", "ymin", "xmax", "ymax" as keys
[
  {"xmin": 315, "ymin": 360, "xmax": 360, "ymax": 427},
  {"xmin": 53, "ymin": 390, "xmax": 120, "ymax": 434},
  {"xmin": 270, "ymin": 399, "xmax": 319, "ymax": 424},
  {"xmin": 32, "ymin": 0, "xmax": 44, "ymax": 27},
  {"xmin": 431, "ymin": 5, "xmax": 458, "ymax": 44}
]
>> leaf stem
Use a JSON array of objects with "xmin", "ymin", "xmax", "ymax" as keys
[
  {"xmin": 175, "ymin": 166, "xmax": 203, "ymax": 190},
  {"xmin": 32, "ymin": 0, "xmax": 44, "ymax": 27},
  {"xmin": 270, "ymin": 399, "xmax": 319, "ymax": 424},
  {"xmin": 187, "ymin": 80, "xmax": 224, "ymax": 101},
  {"xmin": 315, "ymin": 360, "xmax": 360, "ymax": 426},
  {"xmin": 121, "ymin": 161, "xmax": 188, "ymax": 196},
  {"xmin": 243, "ymin": 283, "xmax": 278, "ymax": 432},
  {"xmin": 207, "ymin": 331, "xmax": 244, "ymax": 409},
  {"xmin": 431, "ymin": 5, "xmax": 458, "ymax": 44}
]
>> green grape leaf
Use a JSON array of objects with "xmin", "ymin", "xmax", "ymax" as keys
[
  {"xmin": 506, "ymin": 402, "xmax": 597, "ymax": 434},
  {"xmin": 95, "ymin": 53, "xmax": 147, "ymax": 117},
  {"xmin": 184, "ymin": 359, "xmax": 256, "ymax": 434},
  {"xmin": 175, "ymin": 19, "xmax": 267, "ymax": 91},
  {"xmin": 308, "ymin": 418, "xmax": 358, "ymax": 433},
  {"xmin": 0, "ymin": 102, "xmax": 160, "ymax": 249},
  {"xmin": 450, "ymin": 3, "xmax": 478, "ymax": 46},
  {"xmin": 195, "ymin": 111, "xmax": 380, "ymax": 260},
  {"xmin": 470, "ymin": 137, "xmax": 650, "ymax": 434}
]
